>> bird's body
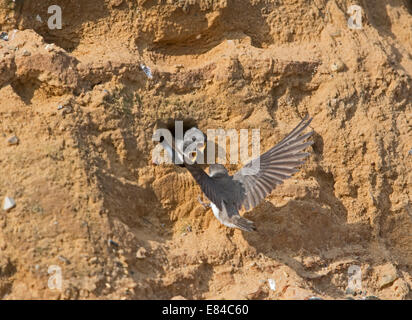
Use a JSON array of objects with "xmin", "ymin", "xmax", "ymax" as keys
[
  {"xmin": 185, "ymin": 163, "xmax": 256, "ymax": 231},
  {"xmin": 158, "ymin": 115, "xmax": 314, "ymax": 232}
]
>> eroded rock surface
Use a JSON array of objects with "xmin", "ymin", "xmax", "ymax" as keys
[{"xmin": 0, "ymin": 0, "xmax": 411, "ymax": 299}]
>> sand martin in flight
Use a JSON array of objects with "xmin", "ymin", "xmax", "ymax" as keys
[{"xmin": 156, "ymin": 115, "xmax": 314, "ymax": 232}]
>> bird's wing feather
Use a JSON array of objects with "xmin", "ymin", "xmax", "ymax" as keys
[
  {"xmin": 220, "ymin": 201, "xmax": 256, "ymax": 231},
  {"xmin": 233, "ymin": 115, "xmax": 314, "ymax": 211}
]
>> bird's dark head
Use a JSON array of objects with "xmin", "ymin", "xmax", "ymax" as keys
[
  {"xmin": 209, "ymin": 164, "xmax": 229, "ymax": 177},
  {"xmin": 152, "ymin": 127, "xmax": 206, "ymax": 166}
]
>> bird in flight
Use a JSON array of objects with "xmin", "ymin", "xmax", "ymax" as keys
[{"xmin": 157, "ymin": 115, "xmax": 314, "ymax": 232}]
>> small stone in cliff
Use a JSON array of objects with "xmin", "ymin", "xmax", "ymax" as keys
[
  {"xmin": 108, "ymin": 239, "xmax": 119, "ymax": 248},
  {"xmin": 329, "ymin": 30, "xmax": 341, "ymax": 38},
  {"xmin": 62, "ymin": 106, "xmax": 73, "ymax": 116},
  {"xmin": 7, "ymin": 136, "xmax": 19, "ymax": 145},
  {"xmin": 3, "ymin": 197, "xmax": 16, "ymax": 212},
  {"xmin": 330, "ymin": 60, "xmax": 345, "ymax": 72},
  {"xmin": 408, "ymin": 148, "xmax": 412, "ymax": 155},
  {"xmin": 136, "ymin": 247, "xmax": 147, "ymax": 259},
  {"xmin": 58, "ymin": 255, "xmax": 71, "ymax": 265},
  {"xmin": 379, "ymin": 273, "xmax": 397, "ymax": 288},
  {"xmin": 0, "ymin": 32, "xmax": 8, "ymax": 41}
]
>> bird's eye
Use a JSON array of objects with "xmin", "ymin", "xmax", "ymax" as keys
[{"xmin": 159, "ymin": 136, "xmax": 164, "ymax": 143}]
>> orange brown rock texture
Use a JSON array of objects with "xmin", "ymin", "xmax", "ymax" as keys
[{"xmin": 0, "ymin": 0, "xmax": 411, "ymax": 299}]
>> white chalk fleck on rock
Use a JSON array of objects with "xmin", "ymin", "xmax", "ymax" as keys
[
  {"xmin": 3, "ymin": 197, "xmax": 16, "ymax": 211},
  {"xmin": 136, "ymin": 247, "xmax": 147, "ymax": 259},
  {"xmin": 268, "ymin": 278, "xmax": 276, "ymax": 291},
  {"xmin": 10, "ymin": 30, "xmax": 18, "ymax": 41},
  {"xmin": 328, "ymin": 98, "xmax": 338, "ymax": 108},
  {"xmin": 45, "ymin": 43, "xmax": 55, "ymax": 52},
  {"xmin": 140, "ymin": 63, "xmax": 153, "ymax": 79},
  {"xmin": 89, "ymin": 257, "xmax": 98, "ymax": 264}
]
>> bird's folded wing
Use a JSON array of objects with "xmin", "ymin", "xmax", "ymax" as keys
[{"xmin": 233, "ymin": 115, "xmax": 314, "ymax": 211}]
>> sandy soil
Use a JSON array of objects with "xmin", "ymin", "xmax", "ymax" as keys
[{"xmin": 0, "ymin": 0, "xmax": 411, "ymax": 299}]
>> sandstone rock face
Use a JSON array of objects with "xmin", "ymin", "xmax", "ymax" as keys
[{"xmin": 0, "ymin": 0, "xmax": 411, "ymax": 299}]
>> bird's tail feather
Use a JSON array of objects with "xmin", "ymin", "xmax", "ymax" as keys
[{"xmin": 232, "ymin": 216, "xmax": 257, "ymax": 232}]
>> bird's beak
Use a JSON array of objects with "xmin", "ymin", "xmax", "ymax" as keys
[{"xmin": 196, "ymin": 142, "xmax": 206, "ymax": 153}]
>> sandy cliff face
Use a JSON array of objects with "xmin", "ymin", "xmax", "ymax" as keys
[{"xmin": 0, "ymin": 0, "xmax": 411, "ymax": 299}]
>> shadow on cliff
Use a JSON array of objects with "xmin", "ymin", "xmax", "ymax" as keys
[
  {"xmin": 241, "ymin": 165, "xmax": 374, "ymax": 298},
  {"xmin": 140, "ymin": 0, "xmax": 274, "ymax": 56},
  {"xmin": 14, "ymin": 0, "xmax": 110, "ymax": 52},
  {"xmin": 361, "ymin": 0, "xmax": 411, "ymax": 75}
]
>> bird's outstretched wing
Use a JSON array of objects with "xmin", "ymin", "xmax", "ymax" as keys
[{"xmin": 233, "ymin": 115, "xmax": 314, "ymax": 211}]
